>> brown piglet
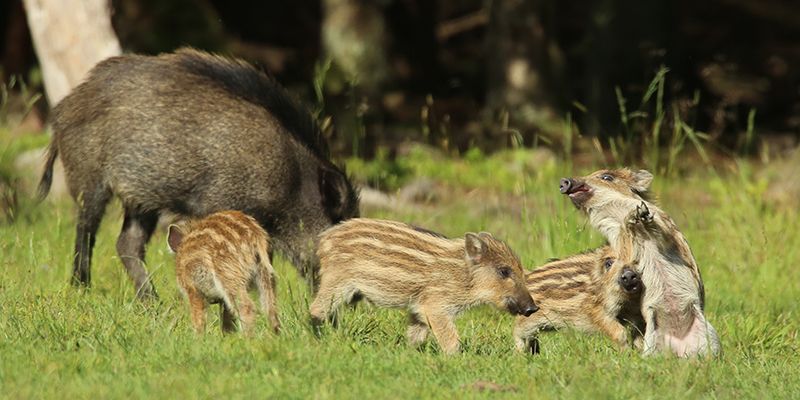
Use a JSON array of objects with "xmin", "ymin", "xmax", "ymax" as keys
[
  {"xmin": 310, "ymin": 218, "xmax": 538, "ymax": 355},
  {"xmin": 514, "ymin": 246, "xmax": 644, "ymax": 354},
  {"xmin": 168, "ymin": 210, "xmax": 280, "ymax": 334}
]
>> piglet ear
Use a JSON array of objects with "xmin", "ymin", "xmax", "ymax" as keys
[
  {"xmin": 465, "ymin": 232, "xmax": 487, "ymax": 265},
  {"xmin": 167, "ymin": 224, "xmax": 184, "ymax": 253},
  {"xmin": 632, "ymin": 170, "xmax": 653, "ymax": 192}
]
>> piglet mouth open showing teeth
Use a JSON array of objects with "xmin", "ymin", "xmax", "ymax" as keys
[
  {"xmin": 566, "ymin": 185, "xmax": 590, "ymax": 196},
  {"xmin": 560, "ymin": 178, "xmax": 592, "ymax": 206}
]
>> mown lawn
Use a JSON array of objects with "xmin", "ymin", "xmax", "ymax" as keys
[{"xmin": 1, "ymin": 148, "xmax": 798, "ymax": 399}]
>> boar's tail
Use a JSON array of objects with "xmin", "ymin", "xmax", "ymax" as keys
[{"xmin": 37, "ymin": 143, "xmax": 58, "ymax": 201}]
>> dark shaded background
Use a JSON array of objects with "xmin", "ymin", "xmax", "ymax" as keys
[{"xmin": 2, "ymin": 0, "xmax": 799, "ymax": 157}]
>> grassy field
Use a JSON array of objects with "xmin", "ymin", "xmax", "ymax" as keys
[{"xmin": 1, "ymin": 146, "xmax": 798, "ymax": 399}]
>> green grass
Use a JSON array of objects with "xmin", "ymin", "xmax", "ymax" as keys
[{"xmin": 1, "ymin": 150, "xmax": 798, "ymax": 399}]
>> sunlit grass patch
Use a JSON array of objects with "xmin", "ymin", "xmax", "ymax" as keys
[{"xmin": 0, "ymin": 151, "xmax": 798, "ymax": 399}]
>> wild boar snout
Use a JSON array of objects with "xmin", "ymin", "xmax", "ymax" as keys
[
  {"xmin": 619, "ymin": 268, "xmax": 642, "ymax": 294},
  {"xmin": 559, "ymin": 178, "xmax": 575, "ymax": 194},
  {"xmin": 510, "ymin": 292, "xmax": 539, "ymax": 316},
  {"xmin": 522, "ymin": 301, "xmax": 539, "ymax": 317},
  {"xmin": 560, "ymin": 177, "xmax": 592, "ymax": 206}
]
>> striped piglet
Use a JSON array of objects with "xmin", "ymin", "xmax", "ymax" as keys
[
  {"xmin": 310, "ymin": 218, "xmax": 538, "ymax": 354},
  {"xmin": 514, "ymin": 246, "xmax": 644, "ymax": 354},
  {"xmin": 168, "ymin": 210, "xmax": 280, "ymax": 334}
]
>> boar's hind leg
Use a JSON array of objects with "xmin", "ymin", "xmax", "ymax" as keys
[
  {"xmin": 116, "ymin": 209, "xmax": 159, "ymax": 300},
  {"xmin": 406, "ymin": 313, "xmax": 429, "ymax": 348},
  {"xmin": 72, "ymin": 187, "xmax": 112, "ymax": 287},
  {"xmin": 220, "ymin": 304, "xmax": 237, "ymax": 333},
  {"xmin": 233, "ymin": 288, "xmax": 257, "ymax": 335},
  {"xmin": 186, "ymin": 288, "xmax": 207, "ymax": 334},
  {"xmin": 256, "ymin": 266, "xmax": 281, "ymax": 334}
]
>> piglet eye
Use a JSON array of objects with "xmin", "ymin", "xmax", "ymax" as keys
[
  {"xmin": 601, "ymin": 174, "xmax": 614, "ymax": 182},
  {"xmin": 498, "ymin": 267, "xmax": 512, "ymax": 279},
  {"xmin": 604, "ymin": 258, "xmax": 614, "ymax": 270}
]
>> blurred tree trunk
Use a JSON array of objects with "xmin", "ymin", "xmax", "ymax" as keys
[
  {"xmin": 385, "ymin": 0, "xmax": 441, "ymax": 90},
  {"xmin": 23, "ymin": 0, "xmax": 121, "ymax": 106},
  {"xmin": 485, "ymin": 0, "xmax": 563, "ymax": 142},
  {"xmin": 322, "ymin": 0, "xmax": 388, "ymax": 158},
  {"xmin": 2, "ymin": 1, "xmax": 34, "ymax": 82},
  {"xmin": 322, "ymin": 0, "xmax": 388, "ymax": 94},
  {"xmin": 584, "ymin": 0, "xmax": 669, "ymax": 138}
]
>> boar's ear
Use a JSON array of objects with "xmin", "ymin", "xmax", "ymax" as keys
[
  {"xmin": 478, "ymin": 231, "xmax": 494, "ymax": 240},
  {"xmin": 465, "ymin": 232, "xmax": 487, "ymax": 266},
  {"xmin": 632, "ymin": 170, "xmax": 653, "ymax": 192},
  {"xmin": 319, "ymin": 166, "xmax": 358, "ymax": 223},
  {"xmin": 167, "ymin": 224, "xmax": 184, "ymax": 253}
]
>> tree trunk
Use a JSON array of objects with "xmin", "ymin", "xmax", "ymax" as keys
[
  {"xmin": 321, "ymin": 0, "xmax": 388, "ymax": 158},
  {"xmin": 385, "ymin": 0, "xmax": 441, "ymax": 91},
  {"xmin": 322, "ymin": 0, "xmax": 388, "ymax": 94},
  {"xmin": 2, "ymin": 0, "xmax": 34, "ymax": 82},
  {"xmin": 485, "ymin": 0, "xmax": 562, "ymax": 142},
  {"xmin": 22, "ymin": 0, "xmax": 121, "ymax": 106}
]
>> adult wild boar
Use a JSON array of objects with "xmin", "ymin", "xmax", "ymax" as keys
[{"xmin": 38, "ymin": 48, "xmax": 359, "ymax": 299}]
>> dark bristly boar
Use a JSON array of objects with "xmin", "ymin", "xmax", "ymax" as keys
[
  {"xmin": 38, "ymin": 48, "xmax": 359, "ymax": 299},
  {"xmin": 513, "ymin": 246, "xmax": 644, "ymax": 354},
  {"xmin": 167, "ymin": 210, "xmax": 280, "ymax": 334},
  {"xmin": 560, "ymin": 168, "xmax": 721, "ymax": 357},
  {"xmin": 310, "ymin": 218, "xmax": 538, "ymax": 355}
]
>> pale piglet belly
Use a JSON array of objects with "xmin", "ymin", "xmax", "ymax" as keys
[
  {"xmin": 663, "ymin": 315, "xmax": 711, "ymax": 357},
  {"xmin": 358, "ymin": 285, "xmax": 414, "ymax": 309}
]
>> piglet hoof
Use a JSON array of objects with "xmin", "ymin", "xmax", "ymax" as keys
[
  {"xmin": 309, "ymin": 316, "xmax": 325, "ymax": 337},
  {"xmin": 135, "ymin": 284, "xmax": 159, "ymax": 302},
  {"xmin": 529, "ymin": 338, "xmax": 541, "ymax": 355},
  {"xmin": 633, "ymin": 336, "xmax": 644, "ymax": 351},
  {"xmin": 627, "ymin": 201, "xmax": 653, "ymax": 227},
  {"xmin": 638, "ymin": 202, "xmax": 654, "ymax": 223}
]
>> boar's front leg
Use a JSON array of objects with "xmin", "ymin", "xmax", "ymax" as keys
[
  {"xmin": 513, "ymin": 315, "xmax": 545, "ymax": 355},
  {"xmin": 309, "ymin": 276, "xmax": 355, "ymax": 328},
  {"xmin": 116, "ymin": 209, "xmax": 159, "ymax": 300},
  {"xmin": 407, "ymin": 313, "xmax": 430, "ymax": 348},
  {"xmin": 421, "ymin": 307, "xmax": 460, "ymax": 355},
  {"xmin": 641, "ymin": 306, "xmax": 660, "ymax": 356},
  {"xmin": 625, "ymin": 316, "xmax": 646, "ymax": 350},
  {"xmin": 626, "ymin": 201, "xmax": 674, "ymax": 244},
  {"xmin": 626, "ymin": 202, "xmax": 654, "ymax": 230},
  {"xmin": 595, "ymin": 314, "xmax": 632, "ymax": 349}
]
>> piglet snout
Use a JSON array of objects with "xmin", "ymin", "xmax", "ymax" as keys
[
  {"xmin": 559, "ymin": 178, "xmax": 574, "ymax": 194},
  {"xmin": 619, "ymin": 268, "xmax": 642, "ymax": 293},
  {"xmin": 522, "ymin": 300, "xmax": 539, "ymax": 316},
  {"xmin": 512, "ymin": 295, "xmax": 540, "ymax": 316}
]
